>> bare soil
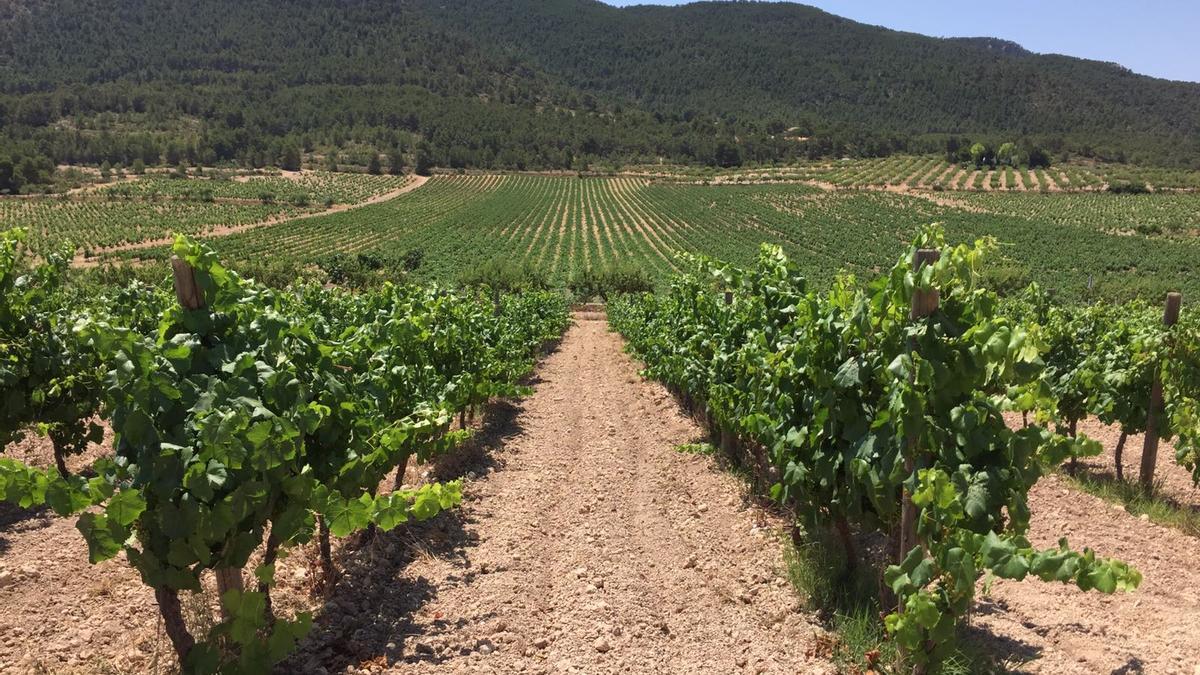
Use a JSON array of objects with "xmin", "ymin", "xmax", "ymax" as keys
[
  {"xmin": 972, "ymin": 415, "xmax": 1200, "ymax": 673},
  {"xmin": 0, "ymin": 428, "xmax": 170, "ymax": 674},
  {"xmin": 290, "ymin": 314, "xmax": 832, "ymax": 674},
  {"xmin": 970, "ymin": 473, "xmax": 1200, "ymax": 674},
  {"xmin": 1072, "ymin": 416, "xmax": 1200, "ymax": 509}
]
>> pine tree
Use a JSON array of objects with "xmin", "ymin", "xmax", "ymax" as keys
[
  {"xmin": 414, "ymin": 148, "xmax": 432, "ymax": 176},
  {"xmin": 281, "ymin": 146, "xmax": 302, "ymax": 171}
]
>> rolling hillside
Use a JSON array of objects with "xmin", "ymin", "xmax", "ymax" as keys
[{"xmin": 1, "ymin": 0, "xmax": 1197, "ymax": 174}]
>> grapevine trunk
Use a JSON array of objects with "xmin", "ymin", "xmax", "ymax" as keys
[{"xmin": 154, "ymin": 586, "xmax": 195, "ymax": 661}]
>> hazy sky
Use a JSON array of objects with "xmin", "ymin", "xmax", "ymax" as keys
[{"xmin": 602, "ymin": 1, "xmax": 1200, "ymax": 83}]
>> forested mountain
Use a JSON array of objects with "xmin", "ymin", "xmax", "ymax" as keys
[
  {"xmin": 431, "ymin": 1, "xmax": 1200, "ymax": 158},
  {"xmin": 1, "ymin": 0, "xmax": 1197, "ymax": 190}
]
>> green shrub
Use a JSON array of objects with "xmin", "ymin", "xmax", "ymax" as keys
[
  {"xmin": 458, "ymin": 257, "xmax": 551, "ymax": 293},
  {"xmin": 1106, "ymin": 180, "xmax": 1150, "ymax": 194},
  {"xmin": 568, "ymin": 261, "xmax": 654, "ymax": 300}
]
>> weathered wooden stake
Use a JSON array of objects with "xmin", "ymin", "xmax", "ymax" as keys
[
  {"xmin": 1139, "ymin": 292, "xmax": 1182, "ymax": 490},
  {"xmin": 172, "ymin": 256, "xmax": 246, "ymax": 616},
  {"xmin": 898, "ymin": 250, "xmax": 940, "ymax": 583},
  {"xmin": 171, "ymin": 256, "xmax": 204, "ymax": 310},
  {"xmin": 719, "ymin": 289, "xmax": 738, "ymax": 459}
]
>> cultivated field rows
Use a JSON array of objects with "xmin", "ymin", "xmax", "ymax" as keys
[
  {"xmin": 660, "ymin": 155, "xmax": 1200, "ymax": 192},
  {"xmin": 0, "ymin": 172, "xmax": 414, "ymax": 256},
  {"xmin": 84, "ymin": 174, "xmax": 1200, "ymax": 300}
]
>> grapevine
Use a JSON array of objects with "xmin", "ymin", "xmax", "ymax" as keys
[
  {"xmin": 0, "ymin": 234, "xmax": 569, "ymax": 673},
  {"xmin": 609, "ymin": 225, "xmax": 1140, "ymax": 668}
]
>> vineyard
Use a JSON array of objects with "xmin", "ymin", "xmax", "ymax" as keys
[
  {"xmin": 100, "ymin": 172, "xmax": 411, "ymax": 206},
  {"xmin": 1, "ymin": 172, "xmax": 415, "ymax": 257},
  {"xmin": 70, "ymin": 174, "xmax": 1200, "ymax": 302},
  {"xmin": 5, "ymin": 0, "xmax": 1200, "ymax": 670},
  {"xmin": 0, "ymin": 227, "xmax": 570, "ymax": 673},
  {"xmin": 953, "ymin": 191, "xmax": 1200, "ymax": 238},
  {"xmin": 643, "ymin": 156, "xmax": 1200, "ymax": 192},
  {"xmin": 3, "ymin": 218, "xmax": 1200, "ymax": 673},
  {"xmin": 3, "ymin": 164, "xmax": 1200, "ymax": 673},
  {"xmin": 609, "ymin": 228, "xmax": 1200, "ymax": 671}
]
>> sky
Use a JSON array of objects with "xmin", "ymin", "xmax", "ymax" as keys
[{"xmin": 602, "ymin": 1, "xmax": 1200, "ymax": 83}]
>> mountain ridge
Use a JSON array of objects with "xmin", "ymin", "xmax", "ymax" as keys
[{"xmin": 0, "ymin": 0, "xmax": 1195, "ymax": 180}]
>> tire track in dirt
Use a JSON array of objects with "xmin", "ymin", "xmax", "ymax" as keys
[{"xmin": 371, "ymin": 315, "xmax": 830, "ymax": 674}]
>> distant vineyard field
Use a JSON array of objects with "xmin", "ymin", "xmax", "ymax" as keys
[
  {"xmin": 640, "ymin": 156, "xmax": 1200, "ymax": 192},
  {"xmin": 100, "ymin": 171, "xmax": 410, "ymax": 205},
  {"xmin": 88, "ymin": 174, "xmax": 1200, "ymax": 301},
  {"xmin": 0, "ymin": 172, "xmax": 415, "ymax": 256},
  {"xmin": 0, "ymin": 198, "xmax": 311, "ymax": 256},
  {"xmin": 954, "ymin": 192, "xmax": 1200, "ymax": 237}
]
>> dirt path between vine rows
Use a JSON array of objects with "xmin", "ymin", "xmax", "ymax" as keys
[
  {"xmin": 0, "ymin": 429, "xmax": 169, "ymax": 675},
  {"xmin": 970, "ymin": 473, "xmax": 1200, "ymax": 674},
  {"xmin": 288, "ymin": 313, "xmax": 832, "ymax": 674}
]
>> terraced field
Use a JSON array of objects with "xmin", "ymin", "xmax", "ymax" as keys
[
  {"xmin": 656, "ymin": 155, "xmax": 1200, "ymax": 192},
  {"xmin": 0, "ymin": 172, "xmax": 416, "ymax": 256},
  {"xmin": 100, "ymin": 171, "xmax": 410, "ymax": 204},
  {"xmin": 95, "ymin": 174, "xmax": 1200, "ymax": 300},
  {"xmin": 0, "ymin": 198, "xmax": 311, "ymax": 256}
]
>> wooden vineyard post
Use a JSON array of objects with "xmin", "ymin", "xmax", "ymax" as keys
[
  {"xmin": 719, "ymin": 290, "xmax": 737, "ymax": 460},
  {"xmin": 171, "ymin": 256, "xmax": 247, "ymax": 615},
  {"xmin": 171, "ymin": 256, "xmax": 204, "ymax": 310},
  {"xmin": 1139, "ymin": 292, "xmax": 1182, "ymax": 490},
  {"xmin": 898, "ymin": 250, "xmax": 940, "ymax": 581}
]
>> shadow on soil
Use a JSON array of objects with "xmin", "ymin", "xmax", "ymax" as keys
[
  {"xmin": 0, "ymin": 463, "xmax": 103, "ymax": 553},
  {"xmin": 280, "ymin": 372, "xmax": 543, "ymax": 673},
  {"xmin": 0, "ymin": 501, "xmax": 54, "ymax": 554},
  {"xmin": 961, "ymin": 598, "xmax": 1046, "ymax": 673}
]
